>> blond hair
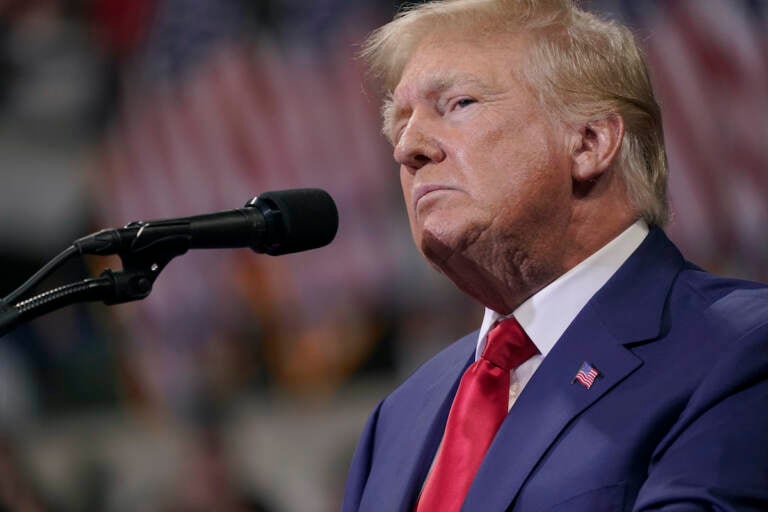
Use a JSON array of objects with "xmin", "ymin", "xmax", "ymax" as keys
[{"xmin": 361, "ymin": 0, "xmax": 669, "ymax": 226}]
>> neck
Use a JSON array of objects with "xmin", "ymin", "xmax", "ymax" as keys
[{"xmin": 434, "ymin": 210, "xmax": 638, "ymax": 315}]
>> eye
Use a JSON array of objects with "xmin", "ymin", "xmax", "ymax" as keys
[{"xmin": 451, "ymin": 97, "xmax": 477, "ymax": 110}]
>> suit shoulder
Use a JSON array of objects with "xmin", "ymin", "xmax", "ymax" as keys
[{"xmin": 675, "ymin": 264, "xmax": 768, "ymax": 338}]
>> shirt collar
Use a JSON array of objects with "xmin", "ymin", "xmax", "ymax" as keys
[{"xmin": 476, "ymin": 220, "xmax": 650, "ymax": 360}]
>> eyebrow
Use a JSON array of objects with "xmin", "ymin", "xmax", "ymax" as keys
[{"xmin": 383, "ymin": 71, "xmax": 494, "ymax": 143}]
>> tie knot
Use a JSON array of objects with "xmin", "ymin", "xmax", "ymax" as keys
[{"xmin": 482, "ymin": 317, "xmax": 538, "ymax": 370}]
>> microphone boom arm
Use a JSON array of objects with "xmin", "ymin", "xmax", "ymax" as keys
[
  {"xmin": 0, "ymin": 187, "xmax": 339, "ymax": 337},
  {"xmin": 0, "ymin": 232, "xmax": 190, "ymax": 337}
]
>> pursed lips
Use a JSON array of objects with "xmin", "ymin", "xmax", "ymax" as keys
[{"xmin": 412, "ymin": 184, "xmax": 457, "ymax": 214}]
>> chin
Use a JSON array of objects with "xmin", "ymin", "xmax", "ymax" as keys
[
  {"xmin": 419, "ymin": 230, "xmax": 453, "ymax": 269},
  {"xmin": 417, "ymin": 221, "xmax": 474, "ymax": 271}
]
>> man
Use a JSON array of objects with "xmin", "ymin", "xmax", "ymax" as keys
[{"xmin": 343, "ymin": 1, "xmax": 768, "ymax": 511}]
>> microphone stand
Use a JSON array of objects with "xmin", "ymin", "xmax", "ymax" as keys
[{"xmin": 0, "ymin": 234, "xmax": 190, "ymax": 337}]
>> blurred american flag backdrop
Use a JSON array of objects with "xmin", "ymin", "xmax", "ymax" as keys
[
  {"xmin": 89, "ymin": 0, "xmax": 409, "ymax": 415},
  {"xmin": 598, "ymin": 0, "xmax": 768, "ymax": 279}
]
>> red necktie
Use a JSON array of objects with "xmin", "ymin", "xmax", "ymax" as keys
[{"xmin": 415, "ymin": 317, "xmax": 538, "ymax": 512}]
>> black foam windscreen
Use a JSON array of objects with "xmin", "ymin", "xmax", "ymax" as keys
[{"xmin": 252, "ymin": 188, "xmax": 339, "ymax": 255}]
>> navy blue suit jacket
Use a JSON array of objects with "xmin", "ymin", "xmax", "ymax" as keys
[{"xmin": 342, "ymin": 228, "xmax": 768, "ymax": 511}]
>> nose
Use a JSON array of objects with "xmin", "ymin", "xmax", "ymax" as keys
[{"xmin": 393, "ymin": 116, "xmax": 446, "ymax": 172}]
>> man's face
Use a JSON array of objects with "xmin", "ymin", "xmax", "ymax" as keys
[{"xmin": 389, "ymin": 31, "xmax": 575, "ymax": 303}]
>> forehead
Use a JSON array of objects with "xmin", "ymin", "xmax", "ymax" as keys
[{"xmin": 392, "ymin": 31, "xmax": 526, "ymax": 102}]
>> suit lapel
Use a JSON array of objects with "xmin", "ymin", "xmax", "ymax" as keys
[
  {"xmin": 361, "ymin": 333, "xmax": 476, "ymax": 512},
  {"xmin": 462, "ymin": 228, "xmax": 685, "ymax": 511},
  {"xmin": 462, "ymin": 306, "xmax": 641, "ymax": 510}
]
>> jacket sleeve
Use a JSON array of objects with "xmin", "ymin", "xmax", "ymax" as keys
[
  {"xmin": 341, "ymin": 400, "xmax": 384, "ymax": 512},
  {"xmin": 632, "ymin": 321, "xmax": 768, "ymax": 512}
]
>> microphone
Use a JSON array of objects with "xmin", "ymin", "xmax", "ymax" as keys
[{"xmin": 74, "ymin": 188, "xmax": 338, "ymax": 257}]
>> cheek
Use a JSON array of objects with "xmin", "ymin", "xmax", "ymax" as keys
[
  {"xmin": 399, "ymin": 168, "xmax": 413, "ymax": 212},
  {"xmin": 475, "ymin": 135, "xmax": 572, "ymax": 227},
  {"xmin": 490, "ymin": 128, "xmax": 568, "ymax": 187},
  {"xmin": 399, "ymin": 168, "xmax": 420, "ymax": 235}
]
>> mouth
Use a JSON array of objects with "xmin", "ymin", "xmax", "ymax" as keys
[{"xmin": 412, "ymin": 184, "xmax": 456, "ymax": 214}]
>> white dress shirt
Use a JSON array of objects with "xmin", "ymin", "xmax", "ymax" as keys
[{"xmin": 475, "ymin": 220, "xmax": 650, "ymax": 410}]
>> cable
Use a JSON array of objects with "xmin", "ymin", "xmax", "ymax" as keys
[{"xmin": 2, "ymin": 245, "xmax": 79, "ymax": 305}]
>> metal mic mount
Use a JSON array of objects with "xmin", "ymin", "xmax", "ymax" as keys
[{"xmin": 0, "ymin": 221, "xmax": 192, "ymax": 337}]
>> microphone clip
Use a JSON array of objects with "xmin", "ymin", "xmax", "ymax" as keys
[{"xmin": 99, "ymin": 235, "xmax": 187, "ymax": 305}]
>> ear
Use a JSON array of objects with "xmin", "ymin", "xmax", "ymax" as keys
[{"xmin": 571, "ymin": 114, "xmax": 625, "ymax": 182}]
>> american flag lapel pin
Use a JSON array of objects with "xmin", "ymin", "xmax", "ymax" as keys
[{"xmin": 572, "ymin": 361, "xmax": 601, "ymax": 390}]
